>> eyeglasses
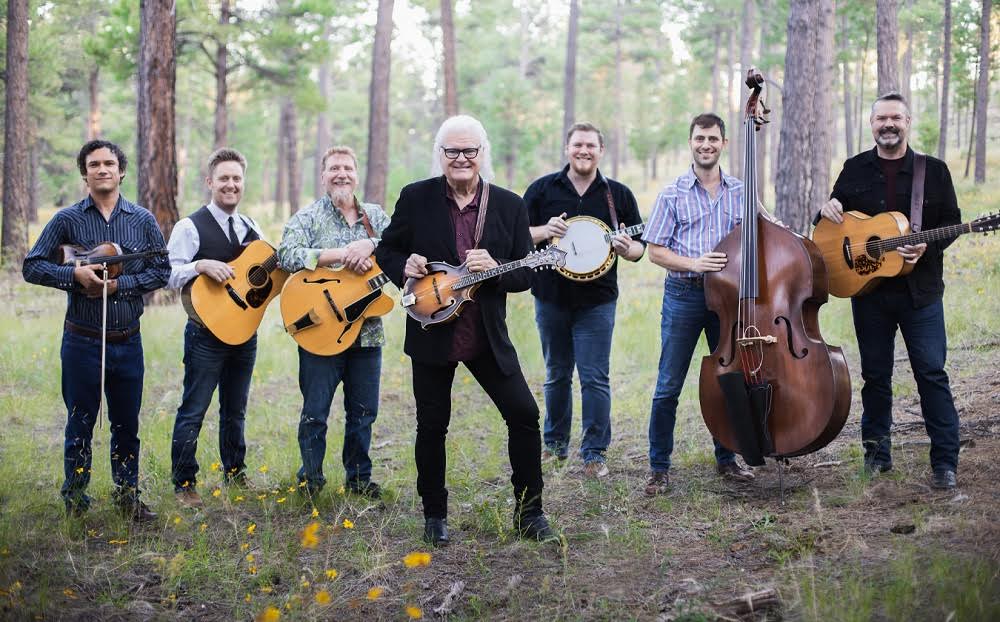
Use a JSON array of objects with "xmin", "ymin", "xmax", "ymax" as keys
[{"xmin": 440, "ymin": 146, "xmax": 480, "ymax": 160}]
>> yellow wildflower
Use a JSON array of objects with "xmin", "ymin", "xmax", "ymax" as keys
[
  {"xmin": 315, "ymin": 590, "xmax": 331, "ymax": 605},
  {"xmin": 406, "ymin": 605, "xmax": 424, "ymax": 619},
  {"xmin": 248, "ymin": 565, "xmax": 258, "ymax": 575},
  {"xmin": 255, "ymin": 605, "xmax": 280, "ymax": 622},
  {"xmin": 257, "ymin": 494, "xmax": 267, "ymax": 500},
  {"xmin": 366, "ymin": 586, "xmax": 383, "ymax": 601},
  {"xmin": 325, "ymin": 569, "xmax": 338, "ymax": 580},
  {"xmin": 342, "ymin": 519, "xmax": 354, "ymax": 529},
  {"xmin": 247, "ymin": 523, "xmax": 257, "ymax": 535},
  {"xmin": 276, "ymin": 497, "xmax": 286, "ymax": 504},
  {"xmin": 246, "ymin": 553, "xmax": 255, "ymax": 563},
  {"xmin": 300, "ymin": 521, "xmax": 321, "ymax": 548},
  {"xmin": 260, "ymin": 585, "xmax": 273, "ymax": 594},
  {"xmin": 75, "ymin": 467, "xmax": 84, "ymax": 474},
  {"xmin": 108, "ymin": 539, "xmax": 128, "ymax": 545},
  {"xmin": 241, "ymin": 542, "xmax": 250, "ymax": 551},
  {"xmin": 235, "ymin": 495, "xmax": 245, "ymax": 502},
  {"xmin": 209, "ymin": 462, "xmax": 221, "ymax": 472},
  {"xmin": 172, "ymin": 516, "xmax": 182, "ymax": 525},
  {"xmin": 310, "ymin": 507, "xmax": 319, "ymax": 518},
  {"xmin": 244, "ymin": 593, "xmax": 252, "ymax": 603},
  {"xmin": 300, "ymin": 580, "xmax": 310, "ymax": 588},
  {"xmin": 199, "ymin": 523, "xmax": 208, "ymax": 533},
  {"xmin": 287, "ymin": 485, "xmax": 296, "ymax": 493},
  {"xmin": 258, "ymin": 465, "xmax": 269, "ymax": 474},
  {"xmin": 212, "ymin": 488, "xmax": 221, "ymax": 498},
  {"xmin": 402, "ymin": 551, "xmax": 432, "ymax": 568},
  {"xmin": 63, "ymin": 588, "xmax": 76, "ymax": 599}
]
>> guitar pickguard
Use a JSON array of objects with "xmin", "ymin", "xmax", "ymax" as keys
[
  {"xmin": 245, "ymin": 279, "xmax": 273, "ymax": 308},
  {"xmin": 853, "ymin": 253, "xmax": 883, "ymax": 276}
]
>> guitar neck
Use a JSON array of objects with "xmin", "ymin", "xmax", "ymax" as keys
[
  {"xmin": 259, "ymin": 253, "xmax": 279, "ymax": 272},
  {"xmin": 875, "ymin": 222, "xmax": 973, "ymax": 253},
  {"xmin": 602, "ymin": 222, "xmax": 645, "ymax": 242},
  {"xmin": 453, "ymin": 257, "xmax": 531, "ymax": 289}
]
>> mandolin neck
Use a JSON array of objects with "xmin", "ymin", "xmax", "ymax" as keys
[{"xmin": 453, "ymin": 257, "xmax": 530, "ymax": 289}]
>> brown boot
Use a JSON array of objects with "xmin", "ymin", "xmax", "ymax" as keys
[
  {"xmin": 643, "ymin": 471, "xmax": 670, "ymax": 497},
  {"xmin": 175, "ymin": 489, "xmax": 204, "ymax": 509}
]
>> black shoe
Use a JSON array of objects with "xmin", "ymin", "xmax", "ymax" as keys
[
  {"xmin": 423, "ymin": 517, "xmax": 450, "ymax": 547},
  {"xmin": 863, "ymin": 459, "xmax": 893, "ymax": 475},
  {"xmin": 118, "ymin": 499, "xmax": 158, "ymax": 523},
  {"xmin": 346, "ymin": 480, "xmax": 382, "ymax": 500},
  {"xmin": 931, "ymin": 469, "xmax": 957, "ymax": 489},
  {"xmin": 515, "ymin": 512, "xmax": 558, "ymax": 542}
]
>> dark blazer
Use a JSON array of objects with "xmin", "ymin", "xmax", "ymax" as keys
[
  {"xmin": 829, "ymin": 146, "xmax": 961, "ymax": 307},
  {"xmin": 376, "ymin": 176, "xmax": 533, "ymax": 375}
]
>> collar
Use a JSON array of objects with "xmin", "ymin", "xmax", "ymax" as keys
[
  {"xmin": 557, "ymin": 163, "xmax": 608, "ymax": 194},
  {"xmin": 444, "ymin": 177, "xmax": 483, "ymax": 209},
  {"xmin": 323, "ymin": 194, "xmax": 369, "ymax": 223},
  {"xmin": 864, "ymin": 145, "xmax": 914, "ymax": 173},
  {"xmin": 679, "ymin": 165, "xmax": 738, "ymax": 191},
  {"xmin": 206, "ymin": 201, "xmax": 240, "ymax": 221},
  {"xmin": 83, "ymin": 193, "xmax": 132, "ymax": 214}
]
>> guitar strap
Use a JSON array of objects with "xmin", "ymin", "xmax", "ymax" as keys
[
  {"xmin": 473, "ymin": 180, "xmax": 490, "ymax": 248},
  {"xmin": 910, "ymin": 152, "xmax": 926, "ymax": 233},
  {"xmin": 602, "ymin": 174, "xmax": 620, "ymax": 230},
  {"xmin": 355, "ymin": 198, "xmax": 377, "ymax": 239}
]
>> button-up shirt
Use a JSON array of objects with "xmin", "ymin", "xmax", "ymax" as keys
[
  {"xmin": 22, "ymin": 194, "xmax": 170, "ymax": 330},
  {"xmin": 642, "ymin": 166, "xmax": 744, "ymax": 278},
  {"xmin": 446, "ymin": 180, "xmax": 486, "ymax": 361},
  {"xmin": 278, "ymin": 194, "xmax": 391, "ymax": 347},
  {"xmin": 166, "ymin": 202, "xmax": 266, "ymax": 290}
]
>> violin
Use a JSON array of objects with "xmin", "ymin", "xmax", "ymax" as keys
[
  {"xmin": 697, "ymin": 69, "xmax": 851, "ymax": 466},
  {"xmin": 55, "ymin": 242, "xmax": 167, "ymax": 278}
]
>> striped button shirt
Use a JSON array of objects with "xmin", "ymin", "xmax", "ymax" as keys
[
  {"xmin": 22, "ymin": 194, "xmax": 170, "ymax": 330},
  {"xmin": 641, "ymin": 166, "xmax": 744, "ymax": 278}
]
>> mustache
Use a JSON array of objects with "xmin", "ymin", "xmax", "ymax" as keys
[{"xmin": 879, "ymin": 128, "xmax": 900, "ymax": 135}]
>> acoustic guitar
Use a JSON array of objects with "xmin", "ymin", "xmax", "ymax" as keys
[
  {"xmin": 280, "ymin": 261, "xmax": 394, "ymax": 356},
  {"xmin": 551, "ymin": 216, "xmax": 645, "ymax": 282},
  {"xmin": 400, "ymin": 245, "xmax": 567, "ymax": 329},
  {"xmin": 812, "ymin": 210, "xmax": 1000, "ymax": 298},
  {"xmin": 181, "ymin": 239, "xmax": 289, "ymax": 345}
]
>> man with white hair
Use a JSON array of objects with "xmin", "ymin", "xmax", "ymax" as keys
[
  {"xmin": 376, "ymin": 115, "xmax": 555, "ymax": 546},
  {"xmin": 278, "ymin": 146, "xmax": 391, "ymax": 500}
]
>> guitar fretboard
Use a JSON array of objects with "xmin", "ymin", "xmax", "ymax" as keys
[
  {"xmin": 873, "ymin": 223, "xmax": 973, "ymax": 254},
  {"xmin": 601, "ymin": 222, "xmax": 645, "ymax": 243}
]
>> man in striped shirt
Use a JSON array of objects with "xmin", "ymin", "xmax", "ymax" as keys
[
  {"xmin": 23, "ymin": 140, "xmax": 170, "ymax": 521},
  {"xmin": 640, "ymin": 114, "xmax": 754, "ymax": 496}
]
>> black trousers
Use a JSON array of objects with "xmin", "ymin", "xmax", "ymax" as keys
[{"xmin": 412, "ymin": 353, "xmax": 543, "ymax": 519}]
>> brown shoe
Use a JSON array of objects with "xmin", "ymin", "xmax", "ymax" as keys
[
  {"xmin": 542, "ymin": 448, "xmax": 567, "ymax": 463},
  {"xmin": 119, "ymin": 499, "xmax": 158, "ymax": 523},
  {"xmin": 175, "ymin": 489, "xmax": 204, "ymax": 509},
  {"xmin": 717, "ymin": 461, "xmax": 754, "ymax": 481},
  {"xmin": 583, "ymin": 461, "xmax": 609, "ymax": 479},
  {"xmin": 644, "ymin": 471, "xmax": 670, "ymax": 496}
]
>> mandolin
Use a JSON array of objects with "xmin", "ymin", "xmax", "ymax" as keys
[
  {"xmin": 812, "ymin": 211, "xmax": 1000, "ymax": 298},
  {"xmin": 181, "ymin": 239, "xmax": 289, "ymax": 345},
  {"xmin": 280, "ymin": 261, "xmax": 394, "ymax": 356},
  {"xmin": 401, "ymin": 245, "xmax": 567, "ymax": 329},
  {"xmin": 551, "ymin": 216, "xmax": 644, "ymax": 282}
]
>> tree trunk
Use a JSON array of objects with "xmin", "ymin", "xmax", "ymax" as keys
[
  {"xmin": 214, "ymin": 0, "xmax": 230, "ymax": 149},
  {"xmin": 87, "ymin": 67, "xmax": 101, "ymax": 140},
  {"xmin": 858, "ymin": 26, "xmax": 870, "ymax": 152},
  {"xmin": 900, "ymin": 0, "xmax": 912, "ymax": 104},
  {"xmin": 876, "ymin": 0, "xmax": 899, "ymax": 95},
  {"xmin": 28, "ymin": 142, "xmax": 38, "ymax": 223},
  {"xmin": 711, "ymin": 28, "xmax": 720, "ymax": 113},
  {"xmin": 974, "ymin": 0, "xmax": 990, "ymax": 184},
  {"xmin": 964, "ymin": 81, "xmax": 976, "ymax": 178},
  {"xmin": 938, "ymin": 0, "xmax": 951, "ymax": 161},
  {"xmin": 137, "ymin": 0, "xmax": 179, "ymax": 243},
  {"xmin": 562, "ymin": 0, "xmax": 579, "ymax": 145},
  {"xmin": 736, "ymin": 0, "xmax": 755, "ymax": 179},
  {"xmin": 841, "ymin": 14, "xmax": 854, "ymax": 157},
  {"xmin": 756, "ymin": 0, "xmax": 771, "ymax": 204},
  {"xmin": 809, "ymin": 0, "xmax": 835, "ymax": 220},
  {"xmin": 275, "ymin": 101, "xmax": 288, "ymax": 217},
  {"xmin": 441, "ymin": 0, "xmax": 458, "ymax": 117},
  {"xmin": 2, "ymin": 0, "xmax": 30, "ymax": 265},
  {"xmin": 285, "ymin": 100, "xmax": 301, "ymax": 214},
  {"xmin": 611, "ymin": 1, "xmax": 624, "ymax": 179},
  {"xmin": 728, "ymin": 20, "xmax": 738, "ymax": 175},
  {"xmin": 315, "ymin": 23, "xmax": 332, "ymax": 198},
  {"xmin": 364, "ymin": 0, "xmax": 393, "ymax": 206}
]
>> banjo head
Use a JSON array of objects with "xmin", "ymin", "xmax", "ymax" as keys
[{"xmin": 552, "ymin": 216, "xmax": 615, "ymax": 281}]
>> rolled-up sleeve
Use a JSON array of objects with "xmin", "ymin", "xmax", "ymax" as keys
[{"xmin": 277, "ymin": 210, "xmax": 322, "ymax": 272}]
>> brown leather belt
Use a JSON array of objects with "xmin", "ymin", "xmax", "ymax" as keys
[
  {"xmin": 673, "ymin": 275, "xmax": 705, "ymax": 288},
  {"xmin": 64, "ymin": 321, "xmax": 139, "ymax": 343}
]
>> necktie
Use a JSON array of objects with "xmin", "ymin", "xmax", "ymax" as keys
[{"xmin": 228, "ymin": 216, "xmax": 240, "ymax": 246}]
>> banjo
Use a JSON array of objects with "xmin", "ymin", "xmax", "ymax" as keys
[{"xmin": 551, "ymin": 216, "xmax": 644, "ymax": 282}]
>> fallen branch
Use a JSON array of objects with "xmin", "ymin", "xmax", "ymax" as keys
[
  {"xmin": 434, "ymin": 580, "xmax": 465, "ymax": 616},
  {"xmin": 714, "ymin": 588, "xmax": 780, "ymax": 618},
  {"xmin": 811, "ymin": 460, "xmax": 842, "ymax": 468}
]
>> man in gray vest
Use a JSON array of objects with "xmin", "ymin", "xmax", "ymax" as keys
[{"xmin": 167, "ymin": 148, "xmax": 266, "ymax": 507}]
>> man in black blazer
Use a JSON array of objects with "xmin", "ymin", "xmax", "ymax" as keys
[{"xmin": 376, "ymin": 115, "xmax": 555, "ymax": 546}]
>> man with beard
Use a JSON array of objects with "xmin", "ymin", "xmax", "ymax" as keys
[
  {"xmin": 524, "ymin": 122, "xmax": 644, "ymax": 478},
  {"xmin": 817, "ymin": 93, "xmax": 962, "ymax": 489},
  {"xmin": 278, "ymin": 146, "xmax": 390, "ymax": 499},
  {"xmin": 167, "ymin": 148, "xmax": 266, "ymax": 506},
  {"xmin": 640, "ymin": 113, "xmax": 755, "ymax": 496},
  {"xmin": 376, "ymin": 115, "xmax": 555, "ymax": 546},
  {"xmin": 23, "ymin": 140, "xmax": 169, "ymax": 520}
]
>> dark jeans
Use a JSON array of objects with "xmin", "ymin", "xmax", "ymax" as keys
[
  {"xmin": 648, "ymin": 278, "xmax": 736, "ymax": 473},
  {"xmin": 412, "ymin": 353, "xmax": 543, "ymax": 519},
  {"xmin": 852, "ymin": 290, "xmax": 960, "ymax": 471},
  {"xmin": 534, "ymin": 298, "xmax": 615, "ymax": 463},
  {"xmin": 60, "ymin": 328, "xmax": 144, "ymax": 508},
  {"xmin": 171, "ymin": 320, "xmax": 256, "ymax": 491},
  {"xmin": 297, "ymin": 346, "xmax": 381, "ymax": 491}
]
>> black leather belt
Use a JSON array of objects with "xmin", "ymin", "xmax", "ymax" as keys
[
  {"xmin": 673, "ymin": 275, "xmax": 705, "ymax": 288},
  {"xmin": 64, "ymin": 321, "xmax": 139, "ymax": 343}
]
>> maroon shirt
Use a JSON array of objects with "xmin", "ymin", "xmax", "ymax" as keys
[
  {"xmin": 878, "ymin": 155, "xmax": 905, "ymax": 214},
  {"xmin": 447, "ymin": 180, "xmax": 487, "ymax": 361}
]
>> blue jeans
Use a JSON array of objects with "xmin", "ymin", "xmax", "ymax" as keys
[
  {"xmin": 297, "ymin": 346, "xmax": 381, "ymax": 490},
  {"xmin": 171, "ymin": 320, "xmax": 257, "ymax": 491},
  {"xmin": 852, "ymin": 290, "xmax": 959, "ymax": 471},
  {"xmin": 60, "ymin": 328, "xmax": 145, "ymax": 508},
  {"xmin": 534, "ymin": 298, "xmax": 615, "ymax": 463},
  {"xmin": 648, "ymin": 278, "xmax": 735, "ymax": 473}
]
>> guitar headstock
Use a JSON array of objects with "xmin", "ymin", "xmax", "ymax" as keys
[
  {"xmin": 525, "ymin": 245, "xmax": 568, "ymax": 270},
  {"xmin": 971, "ymin": 212, "xmax": 1000, "ymax": 234}
]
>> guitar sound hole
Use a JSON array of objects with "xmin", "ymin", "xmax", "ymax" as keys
[
  {"xmin": 248, "ymin": 265, "xmax": 269, "ymax": 287},
  {"xmin": 864, "ymin": 236, "xmax": 882, "ymax": 260}
]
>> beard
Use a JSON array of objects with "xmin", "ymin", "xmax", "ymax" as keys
[
  {"xmin": 329, "ymin": 186, "xmax": 354, "ymax": 206},
  {"xmin": 875, "ymin": 128, "xmax": 903, "ymax": 148}
]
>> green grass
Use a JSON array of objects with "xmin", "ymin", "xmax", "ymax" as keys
[{"xmin": 1, "ymin": 166, "xmax": 998, "ymax": 619}]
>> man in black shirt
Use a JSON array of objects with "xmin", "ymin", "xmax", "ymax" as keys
[
  {"xmin": 524, "ymin": 122, "xmax": 644, "ymax": 478},
  {"xmin": 818, "ymin": 93, "xmax": 962, "ymax": 489}
]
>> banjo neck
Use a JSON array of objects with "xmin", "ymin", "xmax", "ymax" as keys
[{"xmin": 601, "ymin": 222, "xmax": 644, "ymax": 241}]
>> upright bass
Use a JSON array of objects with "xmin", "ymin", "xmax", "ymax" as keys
[{"xmin": 698, "ymin": 70, "xmax": 851, "ymax": 466}]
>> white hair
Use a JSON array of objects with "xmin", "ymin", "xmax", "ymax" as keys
[{"xmin": 429, "ymin": 114, "xmax": 494, "ymax": 182}]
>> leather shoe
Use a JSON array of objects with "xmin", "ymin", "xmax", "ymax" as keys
[
  {"xmin": 515, "ymin": 512, "xmax": 558, "ymax": 542},
  {"xmin": 423, "ymin": 517, "xmax": 450, "ymax": 547},
  {"xmin": 863, "ymin": 459, "xmax": 893, "ymax": 475},
  {"xmin": 119, "ymin": 499, "xmax": 158, "ymax": 523},
  {"xmin": 717, "ymin": 461, "xmax": 754, "ymax": 481},
  {"xmin": 346, "ymin": 480, "xmax": 383, "ymax": 500},
  {"xmin": 644, "ymin": 471, "xmax": 669, "ymax": 497},
  {"xmin": 931, "ymin": 469, "xmax": 957, "ymax": 489},
  {"xmin": 175, "ymin": 489, "xmax": 204, "ymax": 509}
]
